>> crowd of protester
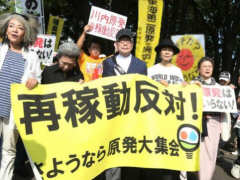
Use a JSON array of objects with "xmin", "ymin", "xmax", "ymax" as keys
[{"xmin": 0, "ymin": 12, "xmax": 239, "ymax": 180}]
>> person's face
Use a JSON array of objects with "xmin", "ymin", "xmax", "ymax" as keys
[
  {"xmin": 198, "ymin": 60, "xmax": 213, "ymax": 80},
  {"xmin": 219, "ymin": 79, "xmax": 229, "ymax": 86},
  {"xmin": 116, "ymin": 36, "xmax": 133, "ymax": 57},
  {"xmin": 159, "ymin": 47, "xmax": 174, "ymax": 63},
  {"xmin": 6, "ymin": 18, "xmax": 25, "ymax": 46},
  {"xmin": 88, "ymin": 43, "xmax": 101, "ymax": 59},
  {"xmin": 58, "ymin": 56, "xmax": 76, "ymax": 72}
]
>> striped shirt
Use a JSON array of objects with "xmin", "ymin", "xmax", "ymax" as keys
[{"xmin": 0, "ymin": 50, "xmax": 25, "ymax": 118}]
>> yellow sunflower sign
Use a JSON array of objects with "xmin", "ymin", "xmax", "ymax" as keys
[{"xmin": 171, "ymin": 35, "xmax": 205, "ymax": 82}]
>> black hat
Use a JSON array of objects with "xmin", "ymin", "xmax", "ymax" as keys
[
  {"xmin": 155, "ymin": 38, "xmax": 180, "ymax": 55},
  {"xmin": 116, "ymin": 28, "xmax": 133, "ymax": 41}
]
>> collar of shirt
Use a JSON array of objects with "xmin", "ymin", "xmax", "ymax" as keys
[{"xmin": 116, "ymin": 54, "xmax": 132, "ymax": 73}]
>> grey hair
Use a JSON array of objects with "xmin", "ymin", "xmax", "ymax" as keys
[
  {"xmin": 57, "ymin": 42, "xmax": 80, "ymax": 59},
  {"xmin": 0, "ymin": 13, "xmax": 40, "ymax": 49}
]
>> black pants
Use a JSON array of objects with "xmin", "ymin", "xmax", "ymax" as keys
[{"xmin": 94, "ymin": 168, "xmax": 180, "ymax": 180}]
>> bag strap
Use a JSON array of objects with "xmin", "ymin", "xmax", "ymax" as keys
[{"xmin": 112, "ymin": 55, "xmax": 126, "ymax": 75}]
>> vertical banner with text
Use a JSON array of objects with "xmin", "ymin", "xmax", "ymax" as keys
[
  {"xmin": 135, "ymin": 0, "xmax": 163, "ymax": 67},
  {"xmin": 47, "ymin": 15, "xmax": 64, "ymax": 51}
]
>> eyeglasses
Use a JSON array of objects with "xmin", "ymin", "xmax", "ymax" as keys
[{"xmin": 59, "ymin": 61, "xmax": 76, "ymax": 68}]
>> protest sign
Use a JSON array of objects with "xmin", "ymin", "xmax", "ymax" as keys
[
  {"xmin": 11, "ymin": 74, "xmax": 202, "ymax": 180},
  {"xmin": 171, "ymin": 35, "xmax": 205, "ymax": 82},
  {"xmin": 15, "ymin": 0, "xmax": 45, "ymax": 33},
  {"xmin": 47, "ymin": 15, "xmax": 64, "ymax": 51},
  {"xmin": 87, "ymin": 6, "xmax": 127, "ymax": 41},
  {"xmin": 202, "ymin": 85, "xmax": 237, "ymax": 113},
  {"xmin": 135, "ymin": 0, "xmax": 164, "ymax": 67},
  {"xmin": 30, "ymin": 34, "xmax": 56, "ymax": 66}
]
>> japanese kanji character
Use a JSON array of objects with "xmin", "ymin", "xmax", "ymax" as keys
[
  {"xmin": 147, "ymin": 13, "xmax": 156, "ymax": 22},
  {"xmin": 103, "ymin": 82, "xmax": 130, "ymax": 120},
  {"xmin": 148, "ymin": 6, "xmax": 157, "ymax": 14},
  {"xmin": 65, "ymin": 154, "xmax": 80, "ymax": 173},
  {"xmin": 19, "ymin": 94, "xmax": 60, "ymax": 135},
  {"xmin": 169, "ymin": 140, "xmax": 179, "ymax": 156},
  {"xmin": 146, "ymin": 24, "xmax": 155, "ymax": 35},
  {"xmin": 162, "ymin": 90, "xmax": 186, "ymax": 120},
  {"xmin": 47, "ymin": 158, "xmax": 64, "ymax": 178},
  {"xmin": 134, "ymin": 81, "xmax": 161, "ymax": 114},
  {"xmin": 122, "ymin": 136, "xmax": 137, "ymax": 153},
  {"xmin": 34, "ymin": 37, "xmax": 43, "ymax": 48},
  {"xmin": 155, "ymin": 136, "xmax": 168, "ymax": 155},
  {"xmin": 117, "ymin": 17, "xmax": 126, "ymax": 29},
  {"xmin": 139, "ymin": 136, "xmax": 153, "ymax": 153},
  {"xmin": 62, "ymin": 87, "xmax": 102, "ymax": 127},
  {"xmin": 101, "ymin": 14, "xmax": 110, "ymax": 24},
  {"xmin": 142, "ymin": 53, "xmax": 151, "ymax": 60},
  {"xmin": 143, "ymin": 46, "xmax": 152, "ymax": 54},
  {"xmin": 82, "ymin": 151, "xmax": 95, "ymax": 168},
  {"xmin": 109, "ymin": 15, "xmax": 117, "ymax": 26},
  {"xmin": 97, "ymin": 146, "xmax": 106, "ymax": 162},
  {"xmin": 108, "ymin": 138, "xmax": 121, "ymax": 156},
  {"xmin": 145, "ymin": 34, "xmax": 154, "ymax": 42}
]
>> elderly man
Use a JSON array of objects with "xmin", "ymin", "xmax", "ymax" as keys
[{"xmin": 100, "ymin": 28, "xmax": 147, "ymax": 180}]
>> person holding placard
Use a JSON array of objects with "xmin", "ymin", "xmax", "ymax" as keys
[
  {"xmin": 191, "ymin": 57, "xmax": 231, "ymax": 180},
  {"xmin": 77, "ymin": 25, "xmax": 105, "ymax": 82},
  {"xmin": 147, "ymin": 38, "xmax": 184, "ymax": 180}
]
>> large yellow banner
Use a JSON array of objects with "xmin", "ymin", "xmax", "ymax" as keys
[
  {"xmin": 11, "ymin": 74, "xmax": 202, "ymax": 180},
  {"xmin": 135, "ymin": 0, "xmax": 163, "ymax": 67}
]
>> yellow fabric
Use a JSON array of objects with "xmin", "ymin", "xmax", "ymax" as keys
[
  {"xmin": 135, "ymin": 0, "xmax": 164, "ymax": 67},
  {"xmin": 78, "ymin": 52, "xmax": 104, "ymax": 82},
  {"xmin": 11, "ymin": 74, "xmax": 202, "ymax": 180}
]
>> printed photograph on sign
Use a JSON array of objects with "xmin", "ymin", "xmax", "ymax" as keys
[
  {"xmin": 87, "ymin": 6, "xmax": 127, "ymax": 41},
  {"xmin": 30, "ymin": 35, "xmax": 56, "ymax": 66},
  {"xmin": 171, "ymin": 35, "xmax": 205, "ymax": 82}
]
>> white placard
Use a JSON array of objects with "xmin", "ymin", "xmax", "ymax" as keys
[
  {"xmin": 88, "ymin": 6, "xmax": 127, "ymax": 41},
  {"xmin": 30, "ymin": 35, "xmax": 56, "ymax": 66},
  {"xmin": 203, "ymin": 85, "xmax": 237, "ymax": 113}
]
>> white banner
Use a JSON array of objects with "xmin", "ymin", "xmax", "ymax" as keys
[
  {"xmin": 203, "ymin": 85, "xmax": 237, "ymax": 113},
  {"xmin": 30, "ymin": 35, "xmax": 56, "ymax": 66},
  {"xmin": 88, "ymin": 6, "xmax": 127, "ymax": 41}
]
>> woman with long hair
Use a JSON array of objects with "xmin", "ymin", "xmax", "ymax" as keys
[{"xmin": 0, "ymin": 13, "xmax": 41, "ymax": 179}]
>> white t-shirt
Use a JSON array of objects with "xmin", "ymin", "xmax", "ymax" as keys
[
  {"xmin": 114, "ymin": 54, "xmax": 132, "ymax": 75},
  {"xmin": 148, "ymin": 63, "xmax": 184, "ymax": 84}
]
